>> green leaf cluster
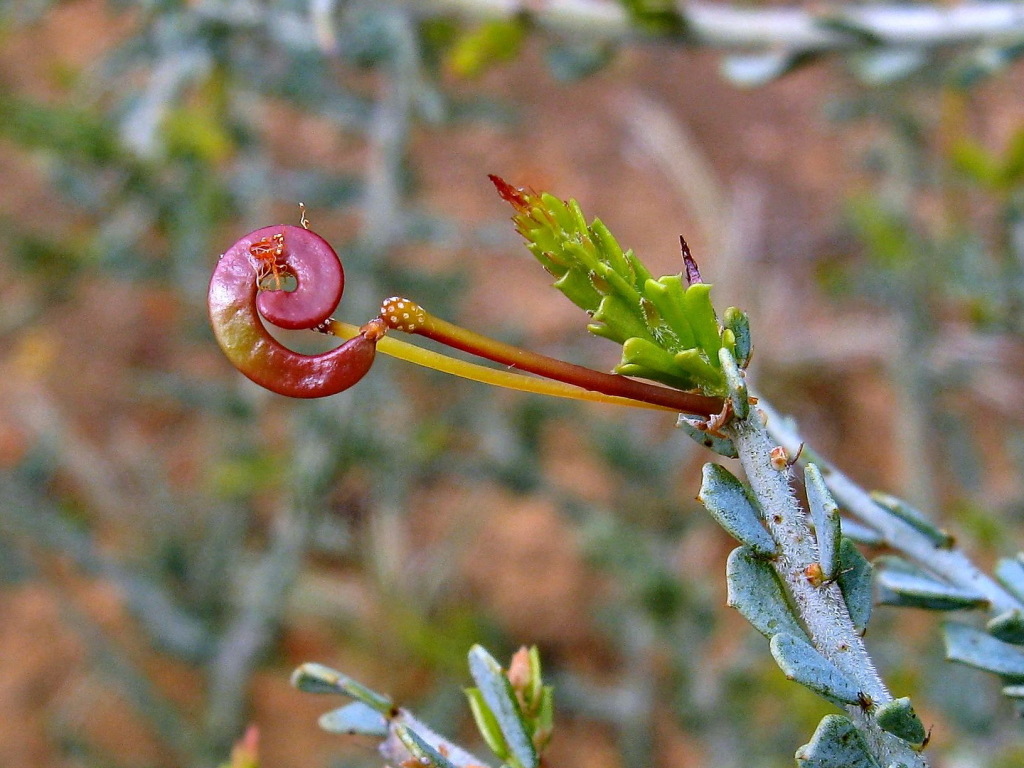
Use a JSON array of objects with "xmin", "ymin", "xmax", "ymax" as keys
[{"xmin": 498, "ymin": 181, "xmax": 748, "ymax": 396}]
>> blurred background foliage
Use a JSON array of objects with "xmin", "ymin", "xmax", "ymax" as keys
[{"xmin": 0, "ymin": 1, "xmax": 1023, "ymax": 767}]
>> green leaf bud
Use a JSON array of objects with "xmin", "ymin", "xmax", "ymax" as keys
[
  {"xmin": 491, "ymin": 176, "xmax": 749, "ymax": 396},
  {"xmin": 724, "ymin": 306, "xmax": 752, "ymax": 367},
  {"xmin": 468, "ymin": 645, "xmax": 538, "ymax": 768}
]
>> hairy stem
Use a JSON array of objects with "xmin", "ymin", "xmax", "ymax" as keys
[
  {"xmin": 759, "ymin": 399, "xmax": 1022, "ymax": 615},
  {"xmin": 727, "ymin": 412, "xmax": 929, "ymax": 768}
]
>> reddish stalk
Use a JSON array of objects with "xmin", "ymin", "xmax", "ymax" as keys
[{"xmin": 379, "ymin": 297, "xmax": 723, "ymax": 417}]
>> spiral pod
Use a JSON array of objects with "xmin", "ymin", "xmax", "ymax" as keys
[{"xmin": 208, "ymin": 225, "xmax": 381, "ymax": 398}]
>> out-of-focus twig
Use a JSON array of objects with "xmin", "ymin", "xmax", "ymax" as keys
[
  {"xmin": 0, "ymin": 473, "xmax": 213, "ymax": 661},
  {"xmin": 362, "ymin": 9, "xmax": 418, "ymax": 251},
  {"xmin": 620, "ymin": 91, "xmax": 726, "ymax": 250},
  {"xmin": 618, "ymin": 91, "xmax": 763, "ymax": 311},
  {"xmin": 12, "ymin": 387, "xmax": 134, "ymax": 526},
  {"xmin": 411, "ymin": 1, "xmax": 1024, "ymax": 52},
  {"xmin": 203, "ymin": 499, "xmax": 315, "ymax": 754}
]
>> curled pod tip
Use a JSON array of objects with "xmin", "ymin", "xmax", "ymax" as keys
[{"xmin": 208, "ymin": 225, "xmax": 378, "ymax": 398}]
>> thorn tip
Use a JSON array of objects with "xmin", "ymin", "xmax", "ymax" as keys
[{"xmin": 680, "ymin": 235, "xmax": 703, "ymax": 285}]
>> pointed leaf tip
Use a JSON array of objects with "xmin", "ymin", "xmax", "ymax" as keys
[
  {"xmin": 870, "ymin": 491, "xmax": 953, "ymax": 548},
  {"xmin": 680, "ymin": 235, "xmax": 702, "ymax": 285},
  {"xmin": 876, "ymin": 561, "xmax": 988, "ymax": 611},
  {"xmin": 489, "ymin": 174, "xmax": 530, "ymax": 210},
  {"xmin": 988, "ymin": 609, "xmax": 1024, "ymax": 645}
]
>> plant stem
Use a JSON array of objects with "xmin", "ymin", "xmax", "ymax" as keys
[
  {"xmin": 727, "ymin": 412, "xmax": 929, "ymax": 768},
  {"xmin": 758, "ymin": 399, "xmax": 1022, "ymax": 615}
]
